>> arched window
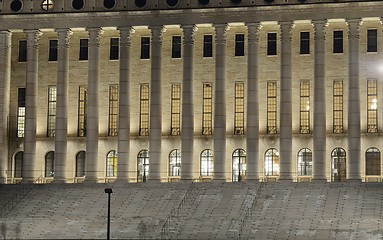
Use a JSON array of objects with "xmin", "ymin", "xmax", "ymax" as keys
[
  {"xmin": 137, "ymin": 150, "xmax": 149, "ymax": 182},
  {"xmin": 200, "ymin": 149, "xmax": 213, "ymax": 176},
  {"xmin": 14, "ymin": 151, "xmax": 23, "ymax": 178},
  {"xmin": 331, "ymin": 147, "xmax": 346, "ymax": 182},
  {"xmin": 75, "ymin": 151, "xmax": 86, "ymax": 177},
  {"xmin": 297, "ymin": 148, "xmax": 312, "ymax": 176},
  {"xmin": 45, "ymin": 151, "xmax": 55, "ymax": 177},
  {"xmin": 265, "ymin": 148, "xmax": 279, "ymax": 176},
  {"xmin": 169, "ymin": 149, "xmax": 181, "ymax": 177},
  {"xmin": 366, "ymin": 147, "xmax": 381, "ymax": 176},
  {"xmin": 232, "ymin": 149, "xmax": 246, "ymax": 182},
  {"xmin": 106, "ymin": 150, "xmax": 117, "ymax": 177}
]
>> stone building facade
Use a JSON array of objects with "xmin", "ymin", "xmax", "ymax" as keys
[{"xmin": 0, "ymin": 0, "xmax": 382, "ymax": 183}]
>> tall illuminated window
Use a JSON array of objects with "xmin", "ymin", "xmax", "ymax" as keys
[
  {"xmin": 297, "ymin": 148, "xmax": 312, "ymax": 176},
  {"xmin": 139, "ymin": 84, "xmax": 150, "ymax": 136},
  {"xmin": 300, "ymin": 81, "xmax": 310, "ymax": 134},
  {"xmin": 171, "ymin": 84, "xmax": 181, "ymax": 136},
  {"xmin": 234, "ymin": 82, "xmax": 244, "ymax": 135},
  {"xmin": 17, "ymin": 88, "xmax": 26, "ymax": 138},
  {"xmin": 47, "ymin": 86, "xmax": 57, "ymax": 137},
  {"xmin": 267, "ymin": 82, "xmax": 277, "ymax": 134},
  {"xmin": 106, "ymin": 150, "xmax": 118, "ymax": 177},
  {"xmin": 367, "ymin": 80, "xmax": 378, "ymax": 133},
  {"xmin": 265, "ymin": 148, "xmax": 280, "ymax": 176},
  {"xmin": 202, "ymin": 83, "xmax": 213, "ymax": 135},
  {"xmin": 200, "ymin": 149, "xmax": 213, "ymax": 176},
  {"xmin": 169, "ymin": 149, "xmax": 181, "ymax": 177},
  {"xmin": 108, "ymin": 85, "xmax": 118, "ymax": 136},
  {"xmin": 333, "ymin": 81, "xmax": 343, "ymax": 133},
  {"xmin": 365, "ymin": 147, "xmax": 381, "ymax": 175},
  {"xmin": 78, "ymin": 86, "xmax": 87, "ymax": 137}
]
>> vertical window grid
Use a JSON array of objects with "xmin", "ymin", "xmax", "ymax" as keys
[
  {"xmin": 48, "ymin": 39, "xmax": 58, "ymax": 61},
  {"xmin": 367, "ymin": 29, "xmax": 377, "ymax": 53},
  {"xmin": 17, "ymin": 88, "xmax": 26, "ymax": 138},
  {"xmin": 267, "ymin": 32, "xmax": 277, "ymax": 56},
  {"xmin": 140, "ymin": 84, "xmax": 150, "ymax": 136},
  {"xmin": 109, "ymin": 37, "xmax": 119, "ymax": 60},
  {"xmin": 298, "ymin": 148, "xmax": 312, "ymax": 176},
  {"xmin": 300, "ymin": 32, "xmax": 310, "ymax": 54},
  {"xmin": 202, "ymin": 83, "xmax": 213, "ymax": 135},
  {"xmin": 108, "ymin": 85, "xmax": 119, "ymax": 136},
  {"xmin": 367, "ymin": 80, "xmax": 378, "ymax": 133},
  {"xmin": 333, "ymin": 81, "xmax": 343, "ymax": 133},
  {"xmin": 265, "ymin": 148, "xmax": 280, "ymax": 176},
  {"xmin": 365, "ymin": 148, "xmax": 381, "ymax": 175},
  {"xmin": 141, "ymin": 37, "xmax": 150, "ymax": 59},
  {"xmin": 169, "ymin": 149, "xmax": 181, "ymax": 177},
  {"xmin": 172, "ymin": 36, "xmax": 181, "ymax": 58},
  {"xmin": 18, "ymin": 40, "xmax": 27, "ymax": 62},
  {"xmin": 234, "ymin": 82, "xmax": 244, "ymax": 135},
  {"xmin": 171, "ymin": 84, "xmax": 181, "ymax": 136},
  {"xmin": 235, "ymin": 34, "xmax": 245, "ymax": 57},
  {"xmin": 47, "ymin": 86, "xmax": 57, "ymax": 137},
  {"xmin": 79, "ymin": 39, "xmax": 89, "ymax": 61},
  {"xmin": 300, "ymin": 81, "xmax": 310, "ymax": 134},
  {"xmin": 203, "ymin": 35, "xmax": 213, "ymax": 57},
  {"xmin": 267, "ymin": 82, "xmax": 277, "ymax": 134},
  {"xmin": 200, "ymin": 149, "xmax": 213, "ymax": 177},
  {"xmin": 333, "ymin": 30, "xmax": 343, "ymax": 53},
  {"xmin": 106, "ymin": 150, "xmax": 118, "ymax": 177},
  {"xmin": 78, "ymin": 86, "xmax": 87, "ymax": 137}
]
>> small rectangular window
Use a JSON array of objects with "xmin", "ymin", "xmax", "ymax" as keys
[
  {"xmin": 235, "ymin": 34, "xmax": 245, "ymax": 57},
  {"xmin": 333, "ymin": 30, "xmax": 343, "ymax": 53},
  {"xmin": 18, "ymin": 40, "xmax": 27, "ymax": 62},
  {"xmin": 78, "ymin": 86, "xmax": 87, "ymax": 137},
  {"xmin": 47, "ymin": 86, "xmax": 57, "ymax": 137},
  {"xmin": 108, "ymin": 85, "xmax": 119, "ymax": 136},
  {"xmin": 203, "ymin": 35, "xmax": 213, "ymax": 58},
  {"xmin": 172, "ymin": 36, "xmax": 181, "ymax": 59},
  {"xmin": 333, "ymin": 81, "xmax": 343, "ymax": 133},
  {"xmin": 234, "ymin": 82, "xmax": 245, "ymax": 135},
  {"xmin": 202, "ymin": 83, "xmax": 213, "ymax": 135},
  {"xmin": 140, "ymin": 84, "xmax": 150, "ymax": 136},
  {"xmin": 267, "ymin": 33, "xmax": 277, "ymax": 56},
  {"xmin": 300, "ymin": 81, "xmax": 310, "ymax": 134},
  {"xmin": 17, "ymin": 88, "xmax": 26, "ymax": 137},
  {"xmin": 141, "ymin": 37, "xmax": 150, "ymax": 59},
  {"xmin": 171, "ymin": 84, "xmax": 181, "ymax": 135},
  {"xmin": 367, "ymin": 29, "xmax": 377, "ymax": 52},
  {"xmin": 48, "ymin": 39, "xmax": 58, "ymax": 61},
  {"xmin": 109, "ymin": 38, "xmax": 119, "ymax": 60},
  {"xmin": 300, "ymin": 32, "xmax": 310, "ymax": 54},
  {"xmin": 79, "ymin": 39, "xmax": 89, "ymax": 61},
  {"xmin": 267, "ymin": 82, "xmax": 277, "ymax": 134},
  {"xmin": 367, "ymin": 80, "xmax": 378, "ymax": 133}
]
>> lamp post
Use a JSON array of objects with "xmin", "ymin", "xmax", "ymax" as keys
[{"xmin": 104, "ymin": 188, "xmax": 113, "ymax": 240}]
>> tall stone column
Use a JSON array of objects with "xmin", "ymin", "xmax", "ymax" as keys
[
  {"xmin": 213, "ymin": 24, "xmax": 227, "ymax": 181},
  {"xmin": 149, "ymin": 26, "xmax": 163, "ymax": 181},
  {"xmin": 279, "ymin": 21, "xmax": 293, "ymax": 181},
  {"xmin": 0, "ymin": 31, "xmax": 11, "ymax": 184},
  {"xmin": 181, "ymin": 25, "xmax": 195, "ymax": 181},
  {"xmin": 85, "ymin": 28, "xmax": 103, "ymax": 182},
  {"xmin": 246, "ymin": 23, "xmax": 261, "ymax": 181},
  {"xmin": 54, "ymin": 29, "xmax": 72, "ymax": 183},
  {"xmin": 347, "ymin": 19, "xmax": 361, "ymax": 180},
  {"xmin": 312, "ymin": 20, "xmax": 327, "ymax": 181},
  {"xmin": 117, "ymin": 27, "xmax": 133, "ymax": 181},
  {"xmin": 23, "ymin": 30, "xmax": 42, "ymax": 183}
]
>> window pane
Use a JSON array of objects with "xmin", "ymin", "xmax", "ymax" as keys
[
  {"xmin": 267, "ymin": 82, "xmax": 277, "ymax": 134},
  {"xmin": 235, "ymin": 34, "xmax": 245, "ymax": 57},
  {"xmin": 109, "ymin": 38, "xmax": 119, "ymax": 60},
  {"xmin": 267, "ymin": 33, "xmax": 277, "ymax": 55},
  {"xmin": 49, "ymin": 39, "xmax": 58, "ymax": 61},
  {"xmin": 47, "ymin": 86, "xmax": 57, "ymax": 137},
  {"xmin": 203, "ymin": 83, "xmax": 213, "ymax": 135},
  {"xmin": 367, "ymin": 29, "xmax": 377, "ymax": 52},
  {"xmin": 108, "ymin": 85, "xmax": 119, "ymax": 136},
  {"xmin": 78, "ymin": 86, "xmax": 87, "ymax": 137},
  {"xmin": 203, "ymin": 35, "xmax": 213, "ymax": 57},
  {"xmin": 333, "ymin": 30, "xmax": 343, "ymax": 53},
  {"xmin": 234, "ymin": 82, "xmax": 244, "ymax": 135},
  {"xmin": 333, "ymin": 81, "xmax": 343, "ymax": 133},
  {"xmin": 79, "ymin": 39, "xmax": 89, "ymax": 60},
  {"xmin": 141, "ymin": 37, "xmax": 150, "ymax": 59},
  {"xmin": 171, "ymin": 84, "xmax": 181, "ymax": 135},
  {"xmin": 172, "ymin": 36, "xmax": 181, "ymax": 58},
  {"xmin": 18, "ymin": 40, "xmax": 27, "ymax": 62},
  {"xmin": 140, "ymin": 84, "xmax": 149, "ymax": 136}
]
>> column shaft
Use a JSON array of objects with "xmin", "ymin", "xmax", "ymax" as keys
[
  {"xmin": 181, "ymin": 25, "xmax": 195, "ymax": 181},
  {"xmin": 54, "ymin": 29, "xmax": 72, "ymax": 183},
  {"xmin": 213, "ymin": 24, "xmax": 227, "ymax": 181},
  {"xmin": 149, "ymin": 26, "xmax": 163, "ymax": 181},
  {"xmin": 312, "ymin": 20, "xmax": 327, "ymax": 181},
  {"xmin": 23, "ymin": 30, "xmax": 41, "ymax": 182},
  {"xmin": 279, "ymin": 22, "xmax": 293, "ymax": 180},
  {"xmin": 117, "ymin": 27, "xmax": 132, "ymax": 181},
  {"xmin": 86, "ymin": 28, "xmax": 103, "ymax": 182},
  {"xmin": 0, "ymin": 31, "xmax": 11, "ymax": 184}
]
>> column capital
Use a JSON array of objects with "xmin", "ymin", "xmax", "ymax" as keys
[
  {"xmin": 24, "ymin": 30, "xmax": 42, "ymax": 49},
  {"xmin": 312, "ymin": 20, "xmax": 327, "ymax": 41},
  {"xmin": 118, "ymin": 26, "xmax": 134, "ymax": 47},
  {"xmin": 246, "ymin": 22, "xmax": 261, "ymax": 43},
  {"xmin": 56, "ymin": 29, "xmax": 73, "ymax": 49},
  {"xmin": 214, "ymin": 23, "xmax": 228, "ymax": 45},
  {"xmin": 87, "ymin": 27, "xmax": 104, "ymax": 47},
  {"xmin": 181, "ymin": 24, "xmax": 196, "ymax": 45},
  {"xmin": 279, "ymin": 21, "xmax": 294, "ymax": 43},
  {"xmin": 150, "ymin": 25, "xmax": 164, "ymax": 46},
  {"xmin": 346, "ymin": 18, "xmax": 361, "ymax": 40}
]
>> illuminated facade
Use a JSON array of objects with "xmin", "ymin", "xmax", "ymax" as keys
[{"xmin": 0, "ymin": 0, "xmax": 382, "ymax": 183}]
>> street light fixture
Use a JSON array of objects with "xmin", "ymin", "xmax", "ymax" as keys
[{"xmin": 104, "ymin": 188, "xmax": 113, "ymax": 240}]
